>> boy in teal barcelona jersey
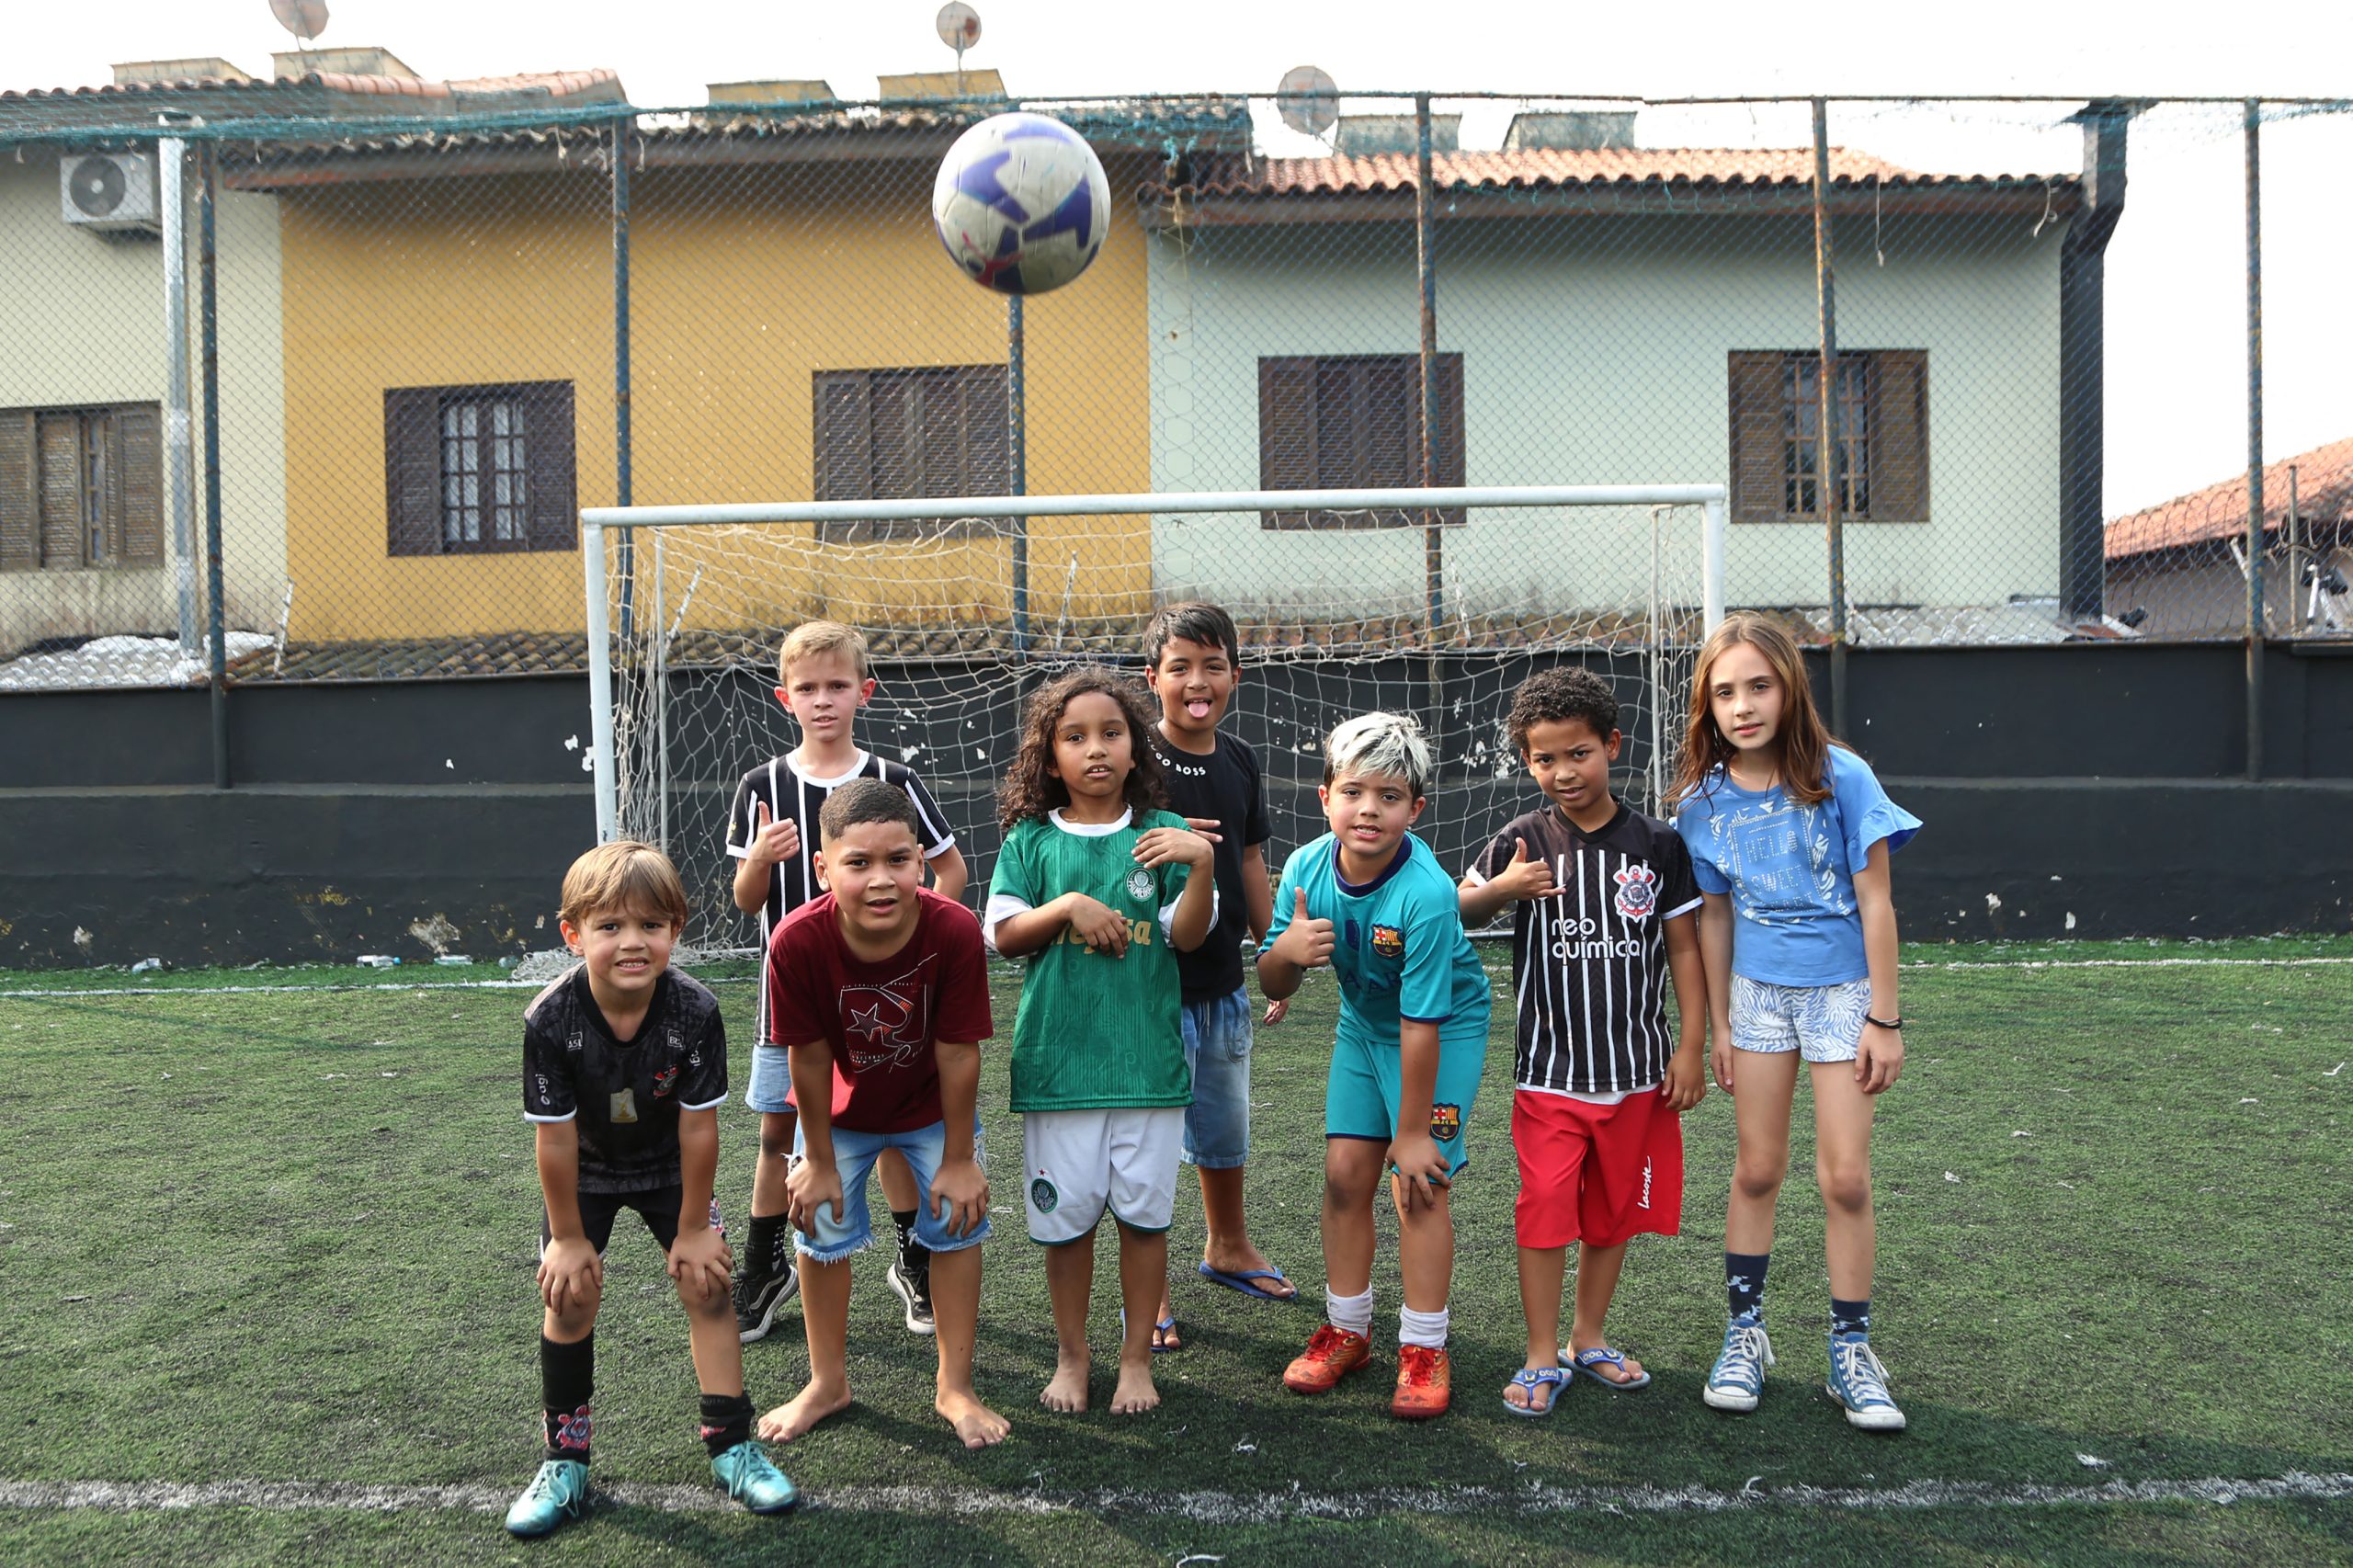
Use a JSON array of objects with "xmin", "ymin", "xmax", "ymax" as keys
[{"xmin": 1259, "ymin": 711, "xmax": 1491, "ymax": 1419}]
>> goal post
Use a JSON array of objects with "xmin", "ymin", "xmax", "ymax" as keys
[{"xmin": 581, "ymin": 482, "xmax": 1726, "ymax": 947}]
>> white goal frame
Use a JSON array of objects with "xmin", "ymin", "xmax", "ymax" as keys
[{"xmin": 580, "ymin": 483, "xmax": 1728, "ymax": 842}]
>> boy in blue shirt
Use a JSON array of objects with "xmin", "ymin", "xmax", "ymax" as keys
[{"xmin": 1258, "ymin": 712, "xmax": 1492, "ymax": 1419}]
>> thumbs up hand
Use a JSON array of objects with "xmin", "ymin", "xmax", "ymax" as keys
[
  {"xmin": 1272, "ymin": 886, "xmax": 1336, "ymax": 971},
  {"xmin": 749, "ymin": 799, "xmax": 800, "ymax": 869},
  {"xmin": 1491, "ymin": 836, "xmax": 1563, "ymax": 903}
]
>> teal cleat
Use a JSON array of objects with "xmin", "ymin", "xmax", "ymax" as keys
[
  {"xmin": 504, "ymin": 1458, "xmax": 591, "ymax": 1538},
  {"xmin": 710, "ymin": 1439, "xmax": 799, "ymax": 1515}
]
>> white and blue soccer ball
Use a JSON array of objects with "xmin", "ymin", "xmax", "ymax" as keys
[{"xmin": 931, "ymin": 112, "xmax": 1111, "ymax": 296}]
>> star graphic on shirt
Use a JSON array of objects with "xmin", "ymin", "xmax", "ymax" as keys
[{"xmin": 849, "ymin": 1003, "xmax": 892, "ymax": 1042}]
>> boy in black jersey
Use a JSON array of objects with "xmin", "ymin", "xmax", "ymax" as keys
[
  {"xmin": 506, "ymin": 841, "xmax": 796, "ymax": 1538},
  {"xmin": 1459, "ymin": 669, "xmax": 1706, "ymax": 1415},
  {"xmin": 725, "ymin": 620, "xmax": 966, "ymax": 1344}
]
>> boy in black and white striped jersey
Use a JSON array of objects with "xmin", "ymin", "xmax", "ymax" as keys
[{"xmin": 1460, "ymin": 668, "xmax": 1706, "ymax": 1415}]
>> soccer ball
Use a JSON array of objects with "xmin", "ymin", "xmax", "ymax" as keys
[{"xmin": 931, "ymin": 112, "xmax": 1111, "ymax": 296}]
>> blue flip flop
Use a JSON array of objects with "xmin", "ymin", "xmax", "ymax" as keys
[
  {"xmin": 1120, "ymin": 1307, "xmax": 1180, "ymax": 1353},
  {"xmin": 1569, "ymin": 1346, "xmax": 1653, "ymax": 1391},
  {"xmin": 1197, "ymin": 1262, "xmax": 1298, "ymax": 1301},
  {"xmin": 1502, "ymin": 1365, "xmax": 1566, "ymax": 1417}
]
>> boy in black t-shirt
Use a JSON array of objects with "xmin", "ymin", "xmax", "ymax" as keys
[
  {"xmin": 1140, "ymin": 602, "xmax": 1296, "ymax": 1347},
  {"xmin": 506, "ymin": 841, "xmax": 796, "ymax": 1539},
  {"xmin": 1459, "ymin": 669, "xmax": 1706, "ymax": 1416}
]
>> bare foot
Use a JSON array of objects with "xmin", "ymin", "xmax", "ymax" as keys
[
  {"xmin": 1040, "ymin": 1351, "xmax": 1089, "ymax": 1414},
  {"xmin": 1202, "ymin": 1242, "xmax": 1298, "ymax": 1300},
  {"xmin": 1568, "ymin": 1344, "xmax": 1646, "ymax": 1384},
  {"xmin": 937, "ymin": 1387, "xmax": 1011, "ymax": 1449},
  {"xmin": 756, "ymin": 1381, "xmax": 852, "ymax": 1442},
  {"xmin": 1109, "ymin": 1358, "xmax": 1160, "ymax": 1415}
]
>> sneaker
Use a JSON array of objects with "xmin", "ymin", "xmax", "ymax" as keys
[
  {"xmin": 733, "ymin": 1260, "xmax": 800, "ymax": 1344},
  {"xmin": 1825, "ymin": 1333, "xmax": 1907, "ymax": 1431},
  {"xmin": 710, "ymin": 1438, "xmax": 800, "ymax": 1514},
  {"xmin": 1702, "ymin": 1319, "xmax": 1776, "ymax": 1412},
  {"xmin": 1282, "ymin": 1324, "xmax": 1373, "ymax": 1394},
  {"xmin": 886, "ymin": 1252, "xmax": 936, "ymax": 1336},
  {"xmin": 504, "ymin": 1459, "xmax": 591, "ymax": 1538},
  {"xmin": 1391, "ymin": 1344, "xmax": 1452, "ymax": 1420}
]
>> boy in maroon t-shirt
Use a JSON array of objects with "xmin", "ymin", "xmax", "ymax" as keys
[{"xmin": 753, "ymin": 780, "xmax": 1008, "ymax": 1450}]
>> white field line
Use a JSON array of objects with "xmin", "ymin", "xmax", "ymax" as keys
[
  {"xmin": 6, "ymin": 954, "xmax": 2347, "ymax": 1004},
  {"xmin": 0, "ymin": 1472, "xmax": 2347, "ymax": 1520}
]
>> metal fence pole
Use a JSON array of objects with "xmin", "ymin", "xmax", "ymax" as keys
[
  {"xmin": 612, "ymin": 120, "xmax": 636, "ymax": 644},
  {"xmin": 158, "ymin": 132, "xmax": 199, "ymax": 653},
  {"xmin": 1811, "ymin": 99, "xmax": 1847, "ymax": 737},
  {"xmin": 198, "ymin": 142, "xmax": 229, "ymax": 790},
  {"xmin": 1008, "ymin": 294, "xmax": 1029, "ymax": 655},
  {"xmin": 2244, "ymin": 99, "xmax": 2264, "ymax": 782},
  {"xmin": 1415, "ymin": 93, "xmax": 1446, "ymax": 725},
  {"xmin": 585, "ymin": 518, "xmax": 618, "ymax": 842}
]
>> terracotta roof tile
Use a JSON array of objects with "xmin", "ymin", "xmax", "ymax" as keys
[
  {"xmin": 2106, "ymin": 435, "xmax": 2353, "ymax": 561},
  {"xmin": 1173, "ymin": 146, "xmax": 2065, "ymax": 197}
]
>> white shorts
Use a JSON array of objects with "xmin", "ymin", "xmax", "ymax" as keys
[
  {"xmin": 1730, "ymin": 975, "xmax": 1872, "ymax": 1063},
  {"xmin": 1020, "ymin": 1106, "xmax": 1185, "ymax": 1244}
]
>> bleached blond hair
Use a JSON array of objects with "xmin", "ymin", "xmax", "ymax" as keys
[{"xmin": 1323, "ymin": 710, "xmax": 1432, "ymax": 798}]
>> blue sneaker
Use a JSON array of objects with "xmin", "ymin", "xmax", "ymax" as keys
[
  {"xmin": 504, "ymin": 1459, "xmax": 591, "ymax": 1538},
  {"xmin": 1825, "ymin": 1333, "xmax": 1906, "ymax": 1431},
  {"xmin": 710, "ymin": 1439, "xmax": 799, "ymax": 1514},
  {"xmin": 1701, "ymin": 1319, "xmax": 1775, "ymax": 1412}
]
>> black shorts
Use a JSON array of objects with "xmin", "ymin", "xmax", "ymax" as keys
[{"xmin": 540, "ymin": 1186, "xmax": 724, "ymax": 1258}]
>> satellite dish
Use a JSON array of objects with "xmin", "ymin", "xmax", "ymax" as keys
[
  {"xmin": 1277, "ymin": 65, "xmax": 1339, "ymax": 138},
  {"xmin": 269, "ymin": 0, "xmax": 329, "ymax": 48},
  {"xmin": 936, "ymin": 3, "xmax": 981, "ymax": 50}
]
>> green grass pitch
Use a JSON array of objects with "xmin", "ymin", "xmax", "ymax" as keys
[{"xmin": 0, "ymin": 937, "xmax": 2348, "ymax": 1565}]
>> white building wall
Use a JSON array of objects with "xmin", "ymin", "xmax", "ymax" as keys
[
  {"xmin": 1147, "ymin": 210, "xmax": 2063, "ymax": 625},
  {"xmin": 0, "ymin": 149, "xmax": 286, "ymax": 654}
]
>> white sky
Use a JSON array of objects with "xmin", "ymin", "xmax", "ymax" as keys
[{"xmin": 10, "ymin": 0, "xmax": 2347, "ymax": 515}]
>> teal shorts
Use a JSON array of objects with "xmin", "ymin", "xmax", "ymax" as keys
[{"xmin": 1324, "ymin": 1018, "xmax": 1488, "ymax": 1176}]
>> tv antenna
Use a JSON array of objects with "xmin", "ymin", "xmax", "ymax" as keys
[
  {"xmin": 269, "ymin": 0, "xmax": 330, "ymax": 56},
  {"xmin": 937, "ymin": 4, "xmax": 982, "ymax": 97},
  {"xmin": 1276, "ymin": 64, "xmax": 1339, "ymax": 138}
]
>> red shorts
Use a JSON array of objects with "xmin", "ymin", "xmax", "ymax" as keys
[{"xmin": 1511, "ymin": 1085, "xmax": 1684, "ymax": 1249}]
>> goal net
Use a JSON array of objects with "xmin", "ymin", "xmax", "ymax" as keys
[{"xmin": 585, "ymin": 483, "xmax": 1725, "ymax": 954}]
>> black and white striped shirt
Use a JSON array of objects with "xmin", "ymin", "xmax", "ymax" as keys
[
  {"xmin": 1467, "ymin": 802, "xmax": 1701, "ymax": 1096},
  {"xmin": 725, "ymin": 751, "xmax": 956, "ymax": 1030}
]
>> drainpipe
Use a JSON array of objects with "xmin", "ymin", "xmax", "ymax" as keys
[
  {"xmin": 2057, "ymin": 101, "xmax": 2131, "ymax": 625},
  {"xmin": 158, "ymin": 127, "xmax": 200, "ymax": 651}
]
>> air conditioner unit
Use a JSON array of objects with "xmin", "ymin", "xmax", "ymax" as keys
[{"xmin": 60, "ymin": 153, "xmax": 161, "ymax": 233}]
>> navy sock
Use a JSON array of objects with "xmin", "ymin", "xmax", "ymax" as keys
[
  {"xmin": 699, "ymin": 1392, "xmax": 753, "ymax": 1458},
  {"xmin": 745, "ymin": 1214, "xmax": 788, "ymax": 1279},
  {"xmin": 1725, "ymin": 1253, "xmax": 1770, "ymax": 1324},
  {"xmin": 1831, "ymin": 1297, "xmax": 1872, "ymax": 1338},
  {"xmin": 540, "ymin": 1333, "xmax": 595, "ymax": 1463}
]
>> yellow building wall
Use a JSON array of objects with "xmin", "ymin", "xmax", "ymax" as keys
[{"xmin": 276, "ymin": 153, "xmax": 1151, "ymax": 644}]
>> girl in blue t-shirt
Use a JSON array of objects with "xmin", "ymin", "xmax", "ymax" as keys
[{"xmin": 1668, "ymin": 614, "xmax": 1921, "ymax": 1433}]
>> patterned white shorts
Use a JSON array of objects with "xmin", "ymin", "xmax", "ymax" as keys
[{"xmin": 1730, "ymin": 976, "xmax": 1872, "ymax": 1063}]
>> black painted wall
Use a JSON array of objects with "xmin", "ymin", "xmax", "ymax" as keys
[{"xmin": 3, "ymin": 643, "xmax": 2348, "ymax": 967}]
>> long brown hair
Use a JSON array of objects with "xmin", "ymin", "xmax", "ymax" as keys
[
  {"xmin": 1668, "ymin": 614, "xmax": 1841, "ymax": 809},
  {"xmin": 996, "ymin": 665, "xmax": 1170, "ymax": 829}
]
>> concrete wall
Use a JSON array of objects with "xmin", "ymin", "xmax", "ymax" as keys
[
  {"xmin": 2109, "ymin": 545, "xmax": 2353, "ymax": 640},
  {"xmin": 0, "ymin": 149, "xmax": 287, "ymax": 651},
  {"xmin": 1147, "ymin": 210, "xmax": 2063, "ymax": 618},
  {"xmin": 270, "ymin": 152, "xmax": 1155, "ymax": 644}
]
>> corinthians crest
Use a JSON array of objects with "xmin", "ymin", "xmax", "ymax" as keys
[{"xmin": 1613, "ymin": 863, "xmax": 1659, "ymax": 921}]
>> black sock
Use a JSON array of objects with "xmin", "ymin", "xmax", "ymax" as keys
[
  {"xmin": 699, "ymin": 1392, "xmax": 753, "ymax": 1458},
  {"xmin": 1726, "ymin": 1253, "xmax": 1770, "ymax": 1324},
  {"xmin": 540, "ymin": 1333, "xmax": 595, "ymax": 1463},
  {"xmin": 745, "ymin": 1214, "xmax": 787, "ymax": 1280},
  {"xmin": 1831, "ymin": 1297, "xmax": 1872, "ymax": 1338},
  {"xmin": 891, "ymin": 1209, "xmax": 920, "ymax": 1261}
]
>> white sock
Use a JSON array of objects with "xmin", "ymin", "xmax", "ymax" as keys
[
  {"xmin": 1398, "ymin": 1305, "xmax": 1449, "ymax": 1349},
  {"xmin": 1325, "ymin": 1286, "xmax": 1374, "ymax": 1337}
]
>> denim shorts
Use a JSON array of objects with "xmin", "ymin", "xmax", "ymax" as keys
[
  {"xmin": 1730, "ymin": 975, "xmax": 1872, "ymax": 1063},
  {"xmin": 1179, "ymin": 986, "xmax": 1255, "ymax": 1170},
  {"xmin": 790, "ymin": 1116, "xmax": 990, "ymax": 1265},
  {"xmin": 744, "ymin": 1041, "xmax": 799, "ymax": 1117}
]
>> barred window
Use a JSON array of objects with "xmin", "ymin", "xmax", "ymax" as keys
[
  {"xmin": 384, "ymin": 381, "xmax": 575, "ymax": 556},
  {"xmin": 1729, "ymin": 350, "xmax": 1927, "ymax": 523}
]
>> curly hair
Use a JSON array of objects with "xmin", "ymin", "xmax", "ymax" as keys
[
  {"xmin": 1505, "ymin": 667, "xmax": 1620, "ymax": 756},
  {"xmin": 996, "ymin": 665, "xmax": 1170, "ymax": 830}
]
